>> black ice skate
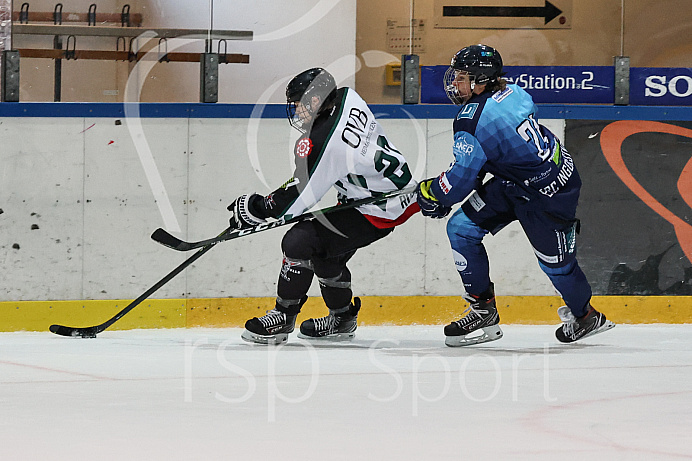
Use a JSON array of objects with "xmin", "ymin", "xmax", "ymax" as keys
[
  {"xmin": 555, "ymin": 305, "xmax": 615, "ymax": 343},
  {"xmin": 298, "ymin": 297, "xmax": 361, "ymax": 341},
  {"xmin": 241, "ymin": 297, "xmax": 307, "ymax": 345},
  {"xmin": 444, "ymin": 284, "xmax": 503, "ymax": 347},
  {"xmin": 241, "ymin": 309, "xmax": 297, "ymax": 345}
]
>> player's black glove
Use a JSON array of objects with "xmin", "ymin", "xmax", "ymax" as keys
[
  {"xmin": 227, "ymin": 193, "xmax": 267, "ymax": 229},
  {"xmin": 416, "ymin": 178, "xmax": 452, "ymax": 219}
]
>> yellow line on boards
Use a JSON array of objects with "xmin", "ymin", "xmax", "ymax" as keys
[
  {"xmin": 0, "ymin": 296, "xmax": 689, "ymax": 332},
  {"xmin": 0, "ymin": 299, "xmax": 186, "ymax": 332}
]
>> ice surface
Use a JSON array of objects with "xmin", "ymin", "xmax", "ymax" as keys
[{"xmin": 1, "ymin": 325, "xmax": 691, "ymax": 460}]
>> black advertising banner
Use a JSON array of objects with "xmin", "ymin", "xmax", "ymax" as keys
[{"xmin": 568, "ymin": 120, "xmax": 692, "ymax": 295}]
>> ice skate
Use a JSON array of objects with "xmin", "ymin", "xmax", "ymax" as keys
[
  {"xmin": 555, "ymin": 305, "xmax": 615, "ymax": 343},
  {"xmin": 242, "ymin": 309, "xmax": 297, "ymax": 345},
  {"xmin": 444, "ymin": 284, "xmax": 503, "ymax": 347},
  {"xmin": 298, "ymin": 298, "xmax": 361, "ymax": 341}
]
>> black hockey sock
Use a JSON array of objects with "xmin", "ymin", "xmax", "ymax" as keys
[{"xmin": 318, "ymin": 268, "xmax": 352, "ymax": 310}]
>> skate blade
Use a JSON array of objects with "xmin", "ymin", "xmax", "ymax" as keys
[
  {"xmin": 445, "ymin": 325, "xmax": 503, "ymax": 347},
  {"xmin": 581, "ymin": 320, "xmax": 616, "ymax": 341},
  {"xmin": 296, "ymin": 331, "xmax": 356, "ymax": 341},
  {"xmin": 241, "ymin": 330, "xmax": 289, "ymax": 345}
]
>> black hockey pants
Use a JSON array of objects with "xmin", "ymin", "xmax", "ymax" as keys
[{"xmin": 277, "ymin": 208, "xmax": 392, "ymax": 313}]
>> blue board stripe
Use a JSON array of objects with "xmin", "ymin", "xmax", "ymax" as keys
[{"xmin": 0, "ymin": 102, "xmax": 691, "ymax": 121}]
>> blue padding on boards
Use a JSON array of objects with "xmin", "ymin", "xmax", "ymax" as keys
[
  {"xmin": 422, "ymin": 65, "xmax": 615, "ymax": 104},
  {"xmin": 421, "ymin": 66, "xmax": 450, "ymax": 104},
  {"xmin": 1, "ymin": 102, "xmax": 691, "ymax": 121},
  {"xmin": 630, "ymin": 67, "xmax": 692, "ymax": 106},
  {"xmin": 0, "ymin": 102, "xmax": 288, "ymax": 118}
]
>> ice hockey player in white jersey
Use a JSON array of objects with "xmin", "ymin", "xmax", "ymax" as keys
[{"xmin": 230, "ymin": 68, "xmax": 418, "ymax": 344}]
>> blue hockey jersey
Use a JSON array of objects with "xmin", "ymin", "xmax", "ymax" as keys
[{"xmin": 431, "ymin": 84, "xmax": 578, "ymax": 207}]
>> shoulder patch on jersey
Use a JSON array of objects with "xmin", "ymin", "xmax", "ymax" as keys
[
  {"xmin": 492, "ymin": 87, "xmax": 513, "ymax": 103},
  {"xmin": 295, "ymin": 137, "xmax": 313, "ymax": 158},
  {"xmin": 456, "ymin": 103, "xmax": 479, "ymax": 120}
]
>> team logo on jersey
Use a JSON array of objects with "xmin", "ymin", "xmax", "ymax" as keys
[
  {"xmin": 295, "ymin": 138, "xmax": 313, "ymax": 158},
  {"xmin": 438, "ymin": 172, "xmax": 452, "ymax": 194},
  {"xmin": 456, "ymin": 103, "xmax": 478, "ymax": 120}
]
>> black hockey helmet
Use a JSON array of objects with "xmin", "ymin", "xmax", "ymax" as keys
[
  {"xmin": 286, "ymin": 67, "xmax": 337, "ymax": 132},
  {"xmin": 444, "ymin": 44, "xmax": 503, "ymax": 104}
]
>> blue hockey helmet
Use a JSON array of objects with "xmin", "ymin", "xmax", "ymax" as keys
[{"xmin": 444, "ymin": 45, "xmax": 503, "ymax": 104}]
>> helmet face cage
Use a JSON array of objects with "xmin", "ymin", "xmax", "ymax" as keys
[
  {"xmin": 286, "ymin": 100, "xmax": 307, "ymax": 133},
  {"xmin": 444, "ymin": 68, "xmax": 477, "ymax": 105},
  {"xmin": 286, "ymin": 68, "xmax": 336, "ymax": 133}
]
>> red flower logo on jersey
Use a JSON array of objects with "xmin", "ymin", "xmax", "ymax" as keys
[{"xmin": 295, "ymin": 138, "xmax": 313, "ymax": 158}]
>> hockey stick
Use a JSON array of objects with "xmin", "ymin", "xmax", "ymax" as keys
[
  {"xmin": 49, "ymin": 186, "xmax": 417, "ymax": 338},
  {"xmin": 151, "ymin": 186, "xmax": 417, "ymax": 251},
  {"xmin": 49, "ymin": 237, "xmax": 219, "ymax": 338}
]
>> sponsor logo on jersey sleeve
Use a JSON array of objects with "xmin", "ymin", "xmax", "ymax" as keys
[
  {"xmin": 454, "ymin": 135, "xmax": 475, "ymax": 156},
  {"xmin": 295, "ymin": 138, "xmax": 313, "ymax": 158},
  {"xmin": 438, "ymin": 172, "xmax": 452, "ymax": 194}
]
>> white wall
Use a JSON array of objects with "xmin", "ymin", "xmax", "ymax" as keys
[
  {"xmin": 0, "ymin": 114, "xmax": 563, "ymax": 301},
  {"xmin": 16, "ymin": 0, "xmax": 358, "ymax": 103},
  {"xmin": 134, "ymin": 0, "xmax": 358, "ymax": 103}
]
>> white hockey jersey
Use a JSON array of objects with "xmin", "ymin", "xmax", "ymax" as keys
[{"xmin": 259, "ymin": 87, "xmax": 419, "ymax": 228}]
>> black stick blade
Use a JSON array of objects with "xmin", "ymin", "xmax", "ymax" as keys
[
  {"xmin": 150, "ymin": 228, "xmax": 191, "ymax": 251},
  {"xmin": 49, "ymin": 324, "xmax": 99, "ymax": 338}
]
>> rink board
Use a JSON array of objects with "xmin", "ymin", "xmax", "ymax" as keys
[{"xmin": 1, "ymin": 103, "xmax": 691, "ymax": 332}]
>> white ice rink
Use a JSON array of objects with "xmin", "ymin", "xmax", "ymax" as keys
[{"xmin": 1, "ymin": 325, "xmax": 691, "ymax": 460}]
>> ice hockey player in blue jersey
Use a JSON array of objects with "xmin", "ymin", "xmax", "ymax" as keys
[{"xmin": 416, "ymin": 44, "xmax": 615, "ymax": 346}]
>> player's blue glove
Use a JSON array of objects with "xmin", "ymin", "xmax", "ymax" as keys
[
  {"xmin": 228, "ymin": 193, "xmax": 267, "ymax": 229},
  {"xmin": 416, "ymin": 178, "xmax": 452, "ymax": 219}
]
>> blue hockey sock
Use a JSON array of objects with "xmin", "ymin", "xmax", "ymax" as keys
[
  {"xmin": 539, "ymin": 260, "xmax": 592, "ymax": 317},
  {"xmin": 447, "ymin": 208, "xmax": 491, "ymax": 294}
]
